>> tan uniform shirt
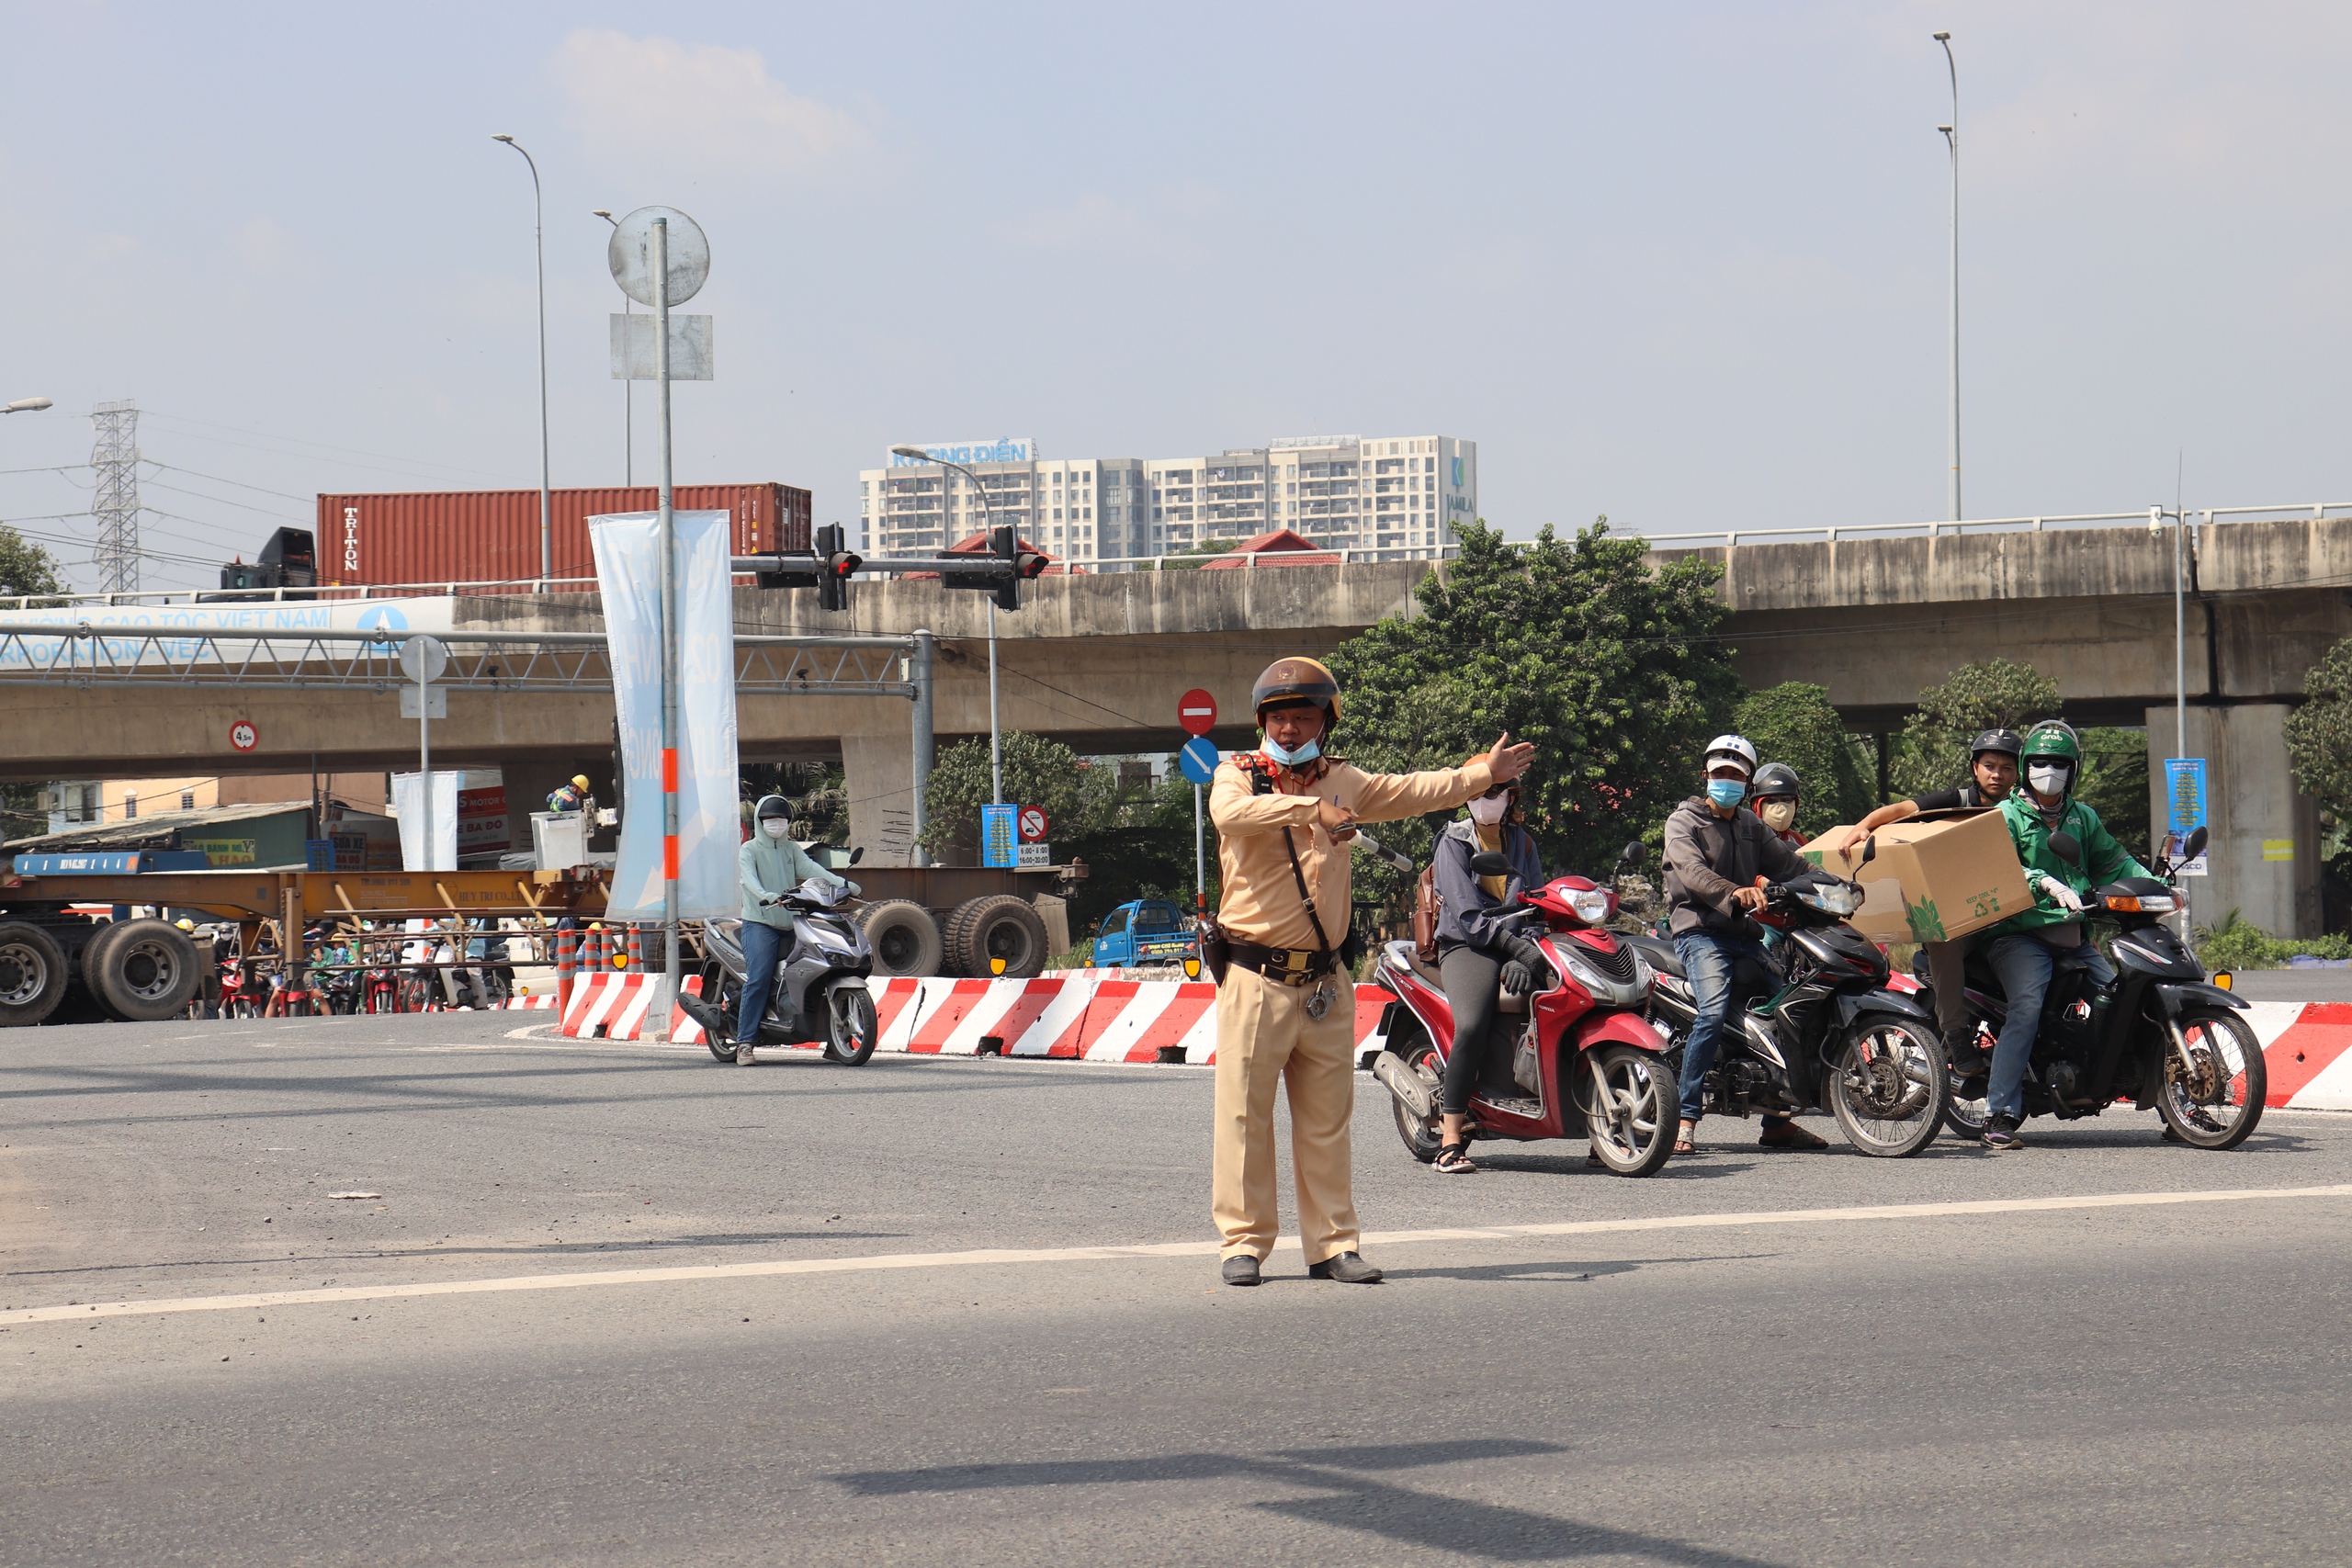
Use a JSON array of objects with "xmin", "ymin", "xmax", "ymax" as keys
[{"xmin": 1210, "ymin": 753, "xmax": 1496, "ymax": 951}]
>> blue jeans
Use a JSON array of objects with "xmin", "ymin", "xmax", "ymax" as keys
[
  {"xmin": 737, "ymin": 919, "xmax": 787, "ymax": 1044},
  {"xmin": 1983, "ymin": 931, "xmax": 2116, "ymax": 1122},
  {"xmin": 1676, "ymin": 931, "xmax": 1773, "ymax": 1123}
]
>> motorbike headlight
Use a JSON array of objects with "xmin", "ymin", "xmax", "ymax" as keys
[
  {"xmin": 1800, "ymin": 883, "xmax": 1859, "ymax": 916},
  {"xmin": 1566, "ymin": 888, "xmax": 1615, "ymax": 925},
  {"xmin": 804, "ymin": 923, "xmax": 855, "ymax": 955},
  {"xmin": 2105, "ymin": 893, "xmax": 2177, "ymax": 914}
]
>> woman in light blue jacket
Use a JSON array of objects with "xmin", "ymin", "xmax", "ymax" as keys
[{"xmin": 735, "ymin": 795, "xmax": 852, "ymax": 1060}]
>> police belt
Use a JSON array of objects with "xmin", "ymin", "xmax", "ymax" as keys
[{"xmin": 1224, "ymin": 939, "xmax": 1340, "ymax": 985}]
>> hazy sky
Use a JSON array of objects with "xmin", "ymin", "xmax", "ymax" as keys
[{"xmin": 3, "ymin": 2, "xmax": 2347, "ymax": 592}]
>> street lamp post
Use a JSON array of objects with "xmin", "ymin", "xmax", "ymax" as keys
[
  {"xmin": 893, "ymin": 447, "xmax": 1002, "ymax": 805},
  {"xmin": 593, "ymin": 211, "xmax": 632, "ymax": 487},
  {"xmin": 1934, "ymin": 33, "xmax": 1961, "ymax": 529},
  {"xmin": 493, "ymin": 134, "xmax": 553, "ymax": 588},
  {"xmin": 2, "ymin": 398, "xmax": 54, "ymax": 415}
]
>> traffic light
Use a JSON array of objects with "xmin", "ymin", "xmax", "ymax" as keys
[
  {"xmin": 817, "ymin": 523, "xmax": 861, "ymax": 613},
  {"xmin": 741, "ymin": 523, "xmax": 861, "ymax": 611},
  {"xmin": 942, "ymin": 524, "xmax": 1047, "ymax": 611}
]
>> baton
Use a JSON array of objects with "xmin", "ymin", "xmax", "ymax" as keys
[{"xmin": 1351, "ymin": 829, "xmax": 1417, "ymax": 875}]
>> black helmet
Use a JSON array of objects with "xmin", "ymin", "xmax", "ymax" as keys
[
  {"xmin": 1969, "ymin": 728, "xmax": 2023, "ymax": 762},
  {"xmin": 1748, "ymin": 761, "xmax": 1801, "ymax": 799},
  {"xmin": 753, "ymin": 794, "xmax": 791, "ymax": 822}
]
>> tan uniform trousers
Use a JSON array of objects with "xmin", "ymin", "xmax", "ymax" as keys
[{"xmin": 1212, "ymin": 965, "xmax": 1361, "ymax": 1266}]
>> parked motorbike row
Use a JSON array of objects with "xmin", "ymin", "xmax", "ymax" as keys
[
  {"xmin": 1370, "ymin": 824, "xmax": 2262, "ymax": 1175},
  {"xmin": 192, "ymin": 924, "xmax": 517, "ymax": 1019}
]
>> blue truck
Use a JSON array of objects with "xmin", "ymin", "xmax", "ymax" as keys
[{"xmin": 1089, "ymin": 899, "xmax": 1199, "ymax": 970}]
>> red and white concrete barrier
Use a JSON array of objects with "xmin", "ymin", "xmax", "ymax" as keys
[
  {"xmin": 2244, "ymin": 1000, "xmax": 2352, "ymax": 1110},
  {"xmin": 560, "ymin": 973, "xmax": 658, "ymax": 1040}
]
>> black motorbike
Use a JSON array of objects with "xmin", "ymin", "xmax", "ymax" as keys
[
  {"xmin": 680, "ymin": 877, "xmax": 880, "ymax": 1065},
  {"xmin": 1622, "ymin": 843, "xmax": 1951, "ymax": 1156},
  {"xmin": 1929, "ymin": 826, "xmax": 2264, "ymax": 1149}
]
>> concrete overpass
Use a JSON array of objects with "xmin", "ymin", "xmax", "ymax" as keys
[{"xmin": 5, "ymin": 516, "xmax": 2345, "ymax": 931}]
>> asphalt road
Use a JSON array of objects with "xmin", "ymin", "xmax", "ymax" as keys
[{"xmin": 6, "ymin": 1012, "xmax": 2349, "ymax": 1566}]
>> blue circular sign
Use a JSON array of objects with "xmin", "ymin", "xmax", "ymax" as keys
[{"xmin": 1179, "ymin": 736, "xmax": 1220, "ymax": 785}]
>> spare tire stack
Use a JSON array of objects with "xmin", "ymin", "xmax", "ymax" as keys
[
  {"xmin": 855, "ymin": 899, "xmax": 944, "ymax": 979},
  {"xmin": 945, "ymin": 895, "xmax": 1049, "ymax": 979}
]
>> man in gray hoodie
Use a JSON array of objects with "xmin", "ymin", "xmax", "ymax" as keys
[
  {"xmin": 1661, "ymin": 735, "xmax": 1817, "ymax": 1154},
  {"xmin": 735, "ymin": 794, "xmax": 853, "ymax": 1065}
]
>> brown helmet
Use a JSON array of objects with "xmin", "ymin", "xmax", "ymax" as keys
[{"xmin": 1252, "ymin": 656, "xmax": 1341, "ymax": 727}]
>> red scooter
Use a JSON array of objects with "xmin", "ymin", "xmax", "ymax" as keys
[{"xmin": 1371, "ymin": 843, "xmax": 1677, "ymax": 1176}]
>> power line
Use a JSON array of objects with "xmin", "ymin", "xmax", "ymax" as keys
[
  {"xmin": 141, "ymin": 411, "xmax": 526, "ymax": 484},
  {"xmin": 142, "ymin": 462, "xmax": 312, "ymax": 503},
  {"xmin": 141, "ymin": 479, "xmax": 311, "ymax": 525}
]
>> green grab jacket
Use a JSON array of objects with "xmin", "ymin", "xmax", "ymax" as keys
[{"xmin": 1984, "ymin": 791, "xmax": 2148, "ymax": 942}]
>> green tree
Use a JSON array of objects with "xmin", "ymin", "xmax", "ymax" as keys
[
  {"xmin": 918, "ymin": 731, "xmax": 1091, "ymax": 859},
  {"xmin": 1159, "ymin": 539, "xmax": 1240, "ymax": 570},
  {"xmin": 0, "ymin": 524, "xmax": 64, "ymax": 600},
  {"xmin": 1326, "ymin": 518, "xmax": 1739, "ymax": 901},
  {"xmin": 1733, "ymin": 682, "xmax": 1875, "ymax": 840},
  {"xmin": 2285, "ymin": 637, "xmax": 2352, "ymax": 818},
  {"xmin": 2076, "ymin": 727, "xmax": 2151, "ymax": 860},
  {"xmin": 1886, "ymin": 658, "xmax": 2063, "ymax": 801}
]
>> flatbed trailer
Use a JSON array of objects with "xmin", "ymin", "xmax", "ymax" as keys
[{"xmin": 0, "ymin": 866, "xmax": 610, "ymax": 1027}]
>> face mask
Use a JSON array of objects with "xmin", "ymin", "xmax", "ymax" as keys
[
  {"xmin": 1706, "ymin": 779, "xmax": 1747, "ymax": 809},
  {"xmin": 762, "ymin": 818, "xmax": 792, "ymax": 840},
  {"xmin": 2028, "ymin": 764, "xmax": 2069, "ymax": 796},
  {"xmin": 1263, "ymin": 737, "xmax": 1321, "ymax": 768},
  {"xmin": 1467, "ymin": 794, "xmax": 1510, "ymax": 826},
  {"xmin": 1758, "ymin": 799, "xmax": 1797, "ymax": 832}
]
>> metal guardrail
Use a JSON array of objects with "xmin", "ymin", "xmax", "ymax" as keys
[
  {"xmin": 0, "ymin": 624, "xmax": 919, "ymax": 697},
  {"xmin": 1638, "ymin": 502, "xmax": 2352, "ymax": 548}
]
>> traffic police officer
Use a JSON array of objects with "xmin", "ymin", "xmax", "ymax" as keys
[{"xmin": 1208, "ymin": 656, "xmax": 1533, "ymax": 1286}]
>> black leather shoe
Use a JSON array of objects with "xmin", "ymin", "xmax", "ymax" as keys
[
  {"xmin": 1221, "ymin": 1255, "xmax": 1261, "ymax": 1287},
  {"xmin": 1306, "ymin": 1251, "xmax": 1383, "ymax": 1283}
]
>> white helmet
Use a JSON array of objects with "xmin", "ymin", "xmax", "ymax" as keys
[{"xmin": 1702, "ymin": 734, "xmax": 1758, "ymax": 778}]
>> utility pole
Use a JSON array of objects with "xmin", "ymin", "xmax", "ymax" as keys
[
  {"xmin": 1935, "ymin": 33, "xmax": 1962, "ymax": 529},
  {"xmin": 91, "ymin": 400, "xmax": 140, "ymax": 594}
]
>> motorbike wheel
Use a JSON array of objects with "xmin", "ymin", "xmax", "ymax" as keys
[
  {"xmin": 1386, "ymin": 1033, "xmax": 1446, "ymax": 1164},
  {"xmin": 2157, "ymin": 1010, "xmax": 2266, "ymax": 1150},
  {"xmin": 1827, "ymin": 1017, "xmax": 1948, "ymax": 1157},
  {"xmin": 705, "ymin": 976, "xmax": 744, "ymax": 1062},
  {"xmin": 821, "ymin": 986, "xmax": 880, "ymax": 1065},
  {"xmin": 1577, "ymin": 1043, "xmax": 1677, "ymax": 1176},
  {"xmin": 1943, "ymin": 1070, "xmax": 1991, "ymax": 1141}
]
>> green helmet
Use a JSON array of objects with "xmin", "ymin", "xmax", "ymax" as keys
[{"xmin": 2020, "ymin": 720, "xmax": 2081, "ymax": 766}]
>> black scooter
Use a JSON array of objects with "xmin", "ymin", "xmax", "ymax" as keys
[
  {"xmin": 1622, "ymin": 841, "xmax": 1950, "ymax": 1157},
  {"xmin": 680, "ymin": 877, "xmax": 880, "ymax": 1066},
  {"xmin": 1929, "ymin": 826, "xmax": 2264, "ymax": 1148}
]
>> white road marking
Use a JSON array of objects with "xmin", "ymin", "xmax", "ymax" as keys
[{"xmin": 9, "ymin": 1183, "xmax": 2348, "ymax": 1326}]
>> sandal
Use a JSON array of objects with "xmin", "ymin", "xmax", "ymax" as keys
[
  {"xmin": 1758, "ymin": 1119, "xmax": 1829, "ymax": 1151},
  {"xmin": 1434, "ymin": 1142, "xmax": 1478, "ymax": 1174},
  {"xmin": 1673, "ymin": 1121, "xmax": 1700, "ymax": 1156}
]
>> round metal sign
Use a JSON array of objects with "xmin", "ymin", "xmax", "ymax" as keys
[
  {"xmin": 1177, "ymin": 688, "xmax": 1217, "ymax": 737},
  {"xmin": 229, "ymin": 719, "xmax": 259, "ymax": 753},
  {"xmin": 399, "ymin": 635, "xmax": 449, "ymax": 685},
  {"xmin": 1179, "ymin": 736, "xmax": 1219, "ymax": 785},
  {"xmin": 1017, "ymin": 807, "xmax": 1049, "ymax": 843},
  {"xmin": 607, "ymin": 206, "xmax": 710, "ymax": 309}
]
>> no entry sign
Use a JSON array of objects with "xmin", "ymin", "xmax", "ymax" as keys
[
  {"xmin": 1017, "ymin": 806, "xmax": 1049, "ymax": 842},
  {"xmin": 1177, "ymin": 688, "xmax": 1217, "ymax": 737},
  {"xmin": 229, "ymin": 720, "xmax": 259, "ymax": 753}
]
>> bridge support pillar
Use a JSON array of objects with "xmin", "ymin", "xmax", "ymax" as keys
[
  {"xmin": 2145, "ymin": 705, "xmax": 2323, "ymax": 939},
  {"xmin": 843, "ymin": 733, "xmax": 921, "ymax": 869}
]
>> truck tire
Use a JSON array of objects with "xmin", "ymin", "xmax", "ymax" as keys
[
  {"xmin": 85, "ymin": 918, "xmax": 201, "ymax": 1022},
  {"xmin": 857, "ymin": 899, "xmax": 944, "ymax": 978},
  {"xmin": 960, "ymin": 895, "xmax": 1049, "ymax": 979},
  {"xmin": 0, "ymin": 922, "xmax": 69, "ymax": 1027},
  {"xmin": 942, "ymin": 897, "xmax": 990, "ymax": 977}
]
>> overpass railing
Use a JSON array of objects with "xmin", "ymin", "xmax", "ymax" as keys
[
  {"xmin": 1641, "ymin": 500, "xmax": 2352, "ymax": 548},
  {"xmin": 0, "ymin": 624, "xmax": 920, "ymax": 698}
]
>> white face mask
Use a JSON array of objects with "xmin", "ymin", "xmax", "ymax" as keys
[
  {"xmin": 2028, "ymin": 764, "xmax": 2069, "ymax": 797},
  {"xmin": 762, "ymin": 818, "xmax": 792, "ymax": 840},
  {"xmin": 1467, "ymin": 794, "xmax": 1510, "ymax": 826},
  {"xmin": 1758, "ymin": 799, "xmax": 1797, "ymax": 832}
]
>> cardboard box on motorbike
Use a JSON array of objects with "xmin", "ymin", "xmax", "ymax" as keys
[{"xmin": 1797, "ymin": 809, "xmax": 2031, "ymax": 945}]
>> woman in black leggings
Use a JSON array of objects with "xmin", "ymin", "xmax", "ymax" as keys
[{"xmin": 1430, "ymin": 769, "xmax": 1547, "ymax": 1173}]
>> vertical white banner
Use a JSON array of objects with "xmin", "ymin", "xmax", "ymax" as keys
[
  {"xmin": 590, "ymin": 510, "xmax": 740, "ymax": 919},
  {"xmin": 390, "ymin": 771, "xmax": 461, "ymax": 871}
]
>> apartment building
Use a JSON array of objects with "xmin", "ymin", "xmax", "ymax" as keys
[{"xmin": 860, "ymin": 434, "xmax": 1475, "ymax": 565}]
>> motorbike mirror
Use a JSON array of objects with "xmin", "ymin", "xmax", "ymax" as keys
[
  {"xmin": 1468, "ymin": 850, "xmax": 1513, "ymax": 878},
  {"xmin": 1857, "ymin": 836, "xmax": 1875, "ymax": 869},
  {"xmin": 1618, "ymin": 840, "xmax": 1646, "ymax": 866},
  {"xmin": 2049, "ymin": 831, "xmax": 2084, "ymax": 867},
  {"xmin": 2183, "ymin": 826, "xmax": 2208, "ymax": 862},
  {"xmin": 849, "ymin": 846, "xmax": 865, "ymax": 866}
]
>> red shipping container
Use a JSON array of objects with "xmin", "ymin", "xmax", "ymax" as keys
[{"xmin": 316, "ymin": 484, "xmax": 812, "ymax": 589}]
